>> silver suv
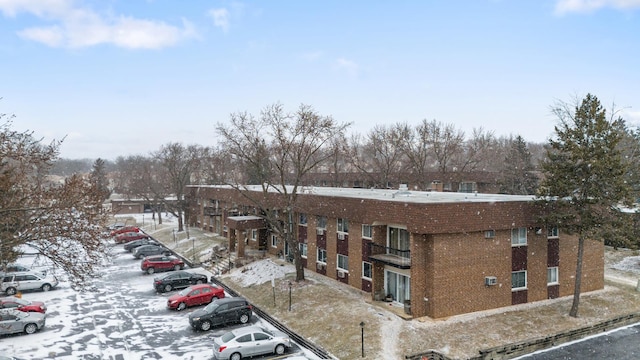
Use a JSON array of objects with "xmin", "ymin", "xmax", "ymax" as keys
[
  {"xmin": 0, "ymin": 309, "xmax": 46, "ymax": 335},
  {"xmin": 1, "ymin": 272, "xmax": 59, "ymax": 295}
]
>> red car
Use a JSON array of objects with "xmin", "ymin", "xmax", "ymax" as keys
[
  {"xmin": 110, "ymin": 226, "xmax": 140, "ymax": 236},
  {"xmin": 0, "ymin": 297, "xmax": 47, "ymax": 313},
  {"xmin": 116, "ymin": 231, "xmax": 150, "ymax": 244},
  {"xmin": 141, "ymin": 255, "xmax": 184, "ymax": 274},
  {"xmin": 167, "ymin": 284, "xmax": 225, "ymax": 311}
]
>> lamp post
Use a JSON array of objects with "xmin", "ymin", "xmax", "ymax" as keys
[
  {"xmin": 142, "ymin": 213, "xmax": 145, "ymax": 226},
  {"xmin": 359, "ymin": 321, "xmax": 365, "ymax": 357},
  {"xmin": 173, "ymin": 229, "xmax": 176, "ymax": 244},
  {"xmin": 192, "ymin": 238, "xmax": 196, "ymax": 262},
  {"xmin": 288, "ymin": 281, "xmax": 292, "ymax": 311}
]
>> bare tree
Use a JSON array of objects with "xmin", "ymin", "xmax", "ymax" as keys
[
  {"xmin": 0, "ymin": 118, "xmax": 109, "ymax": 287},
  {"xmin": 426, "ymin": 120, "xmax": 465, "ymax": 176},
  {"xmin": 155, "ymin": 143, "xmax": 203, "ymax": 232},
  {"xmin": 401, "ymin": 120, "xmax": 435, "ymax": 190},
  {"xmin": 217, "ymin": 103, "xmax": 350, "ymax": 282}
]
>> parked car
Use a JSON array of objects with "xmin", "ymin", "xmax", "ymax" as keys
[
  {"xmin": 0, "ymin": 297, "xmax": 46, "ymax": 313},
  {"xmin": 154, "ymin": 270, "xmax": 209, "ymax": 293},
  {"xmin": 189, "ymin": 297, "xmax": 252, "ymax": 331},
  {"xmin": 0, "ymin": 354, "xmax": 26, "ymax": 360},
  {"xmin": 0, "ymin": 309, "xmax": 46, "ymax": 335},
  {"xmin": 1, "ymin": 272, "xmax": 59, "ymax": 296},
  {"xmin": 211, "ymin": 325, "xmax": 291, "ymax": 360},
  {"xmin": 140, "ymin": 255, "xmax": 184, "ymax": 275},
  {"xmin": 110, "ymin": 225, "xmax": 140, "ymax": 236},
  {"xmin": 106, "ymin": 222, "xmax": 125, "ymax": 231},
  {"xmin": 116, "ymin": 232, "xmax": 150, "ymax": 244},
  {"xmin": 167, "ymin": 284, "xmax": 225, "ymax": 311},
  {"xmin": 123, "ymin": 238, "xmax": 158, "ymax": 252},
  {"xmin": 133, "ymin": 245, "xmax": 168, "ymax": 259}
]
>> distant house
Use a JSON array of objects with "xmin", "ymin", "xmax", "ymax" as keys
[
  {"xmin": 110, "ymin": 195, "xmax": 177, "ymax": 215},
  {"xmin": 186, "ymin": 184, "xmax": 603, "ymax": 319}
]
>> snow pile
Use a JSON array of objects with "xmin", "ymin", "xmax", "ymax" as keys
[
  {"xmin": 611, "ymin": 256, "xmax": 640, "ymax": 274},
  {"xmin": 229, "ymin": 259, "xmax": 292, "ymax": 287}
]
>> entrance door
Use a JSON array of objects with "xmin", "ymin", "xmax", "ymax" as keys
[{"xmin": 385, "ymin": 270, "xmax": 410, "ymax": 303}]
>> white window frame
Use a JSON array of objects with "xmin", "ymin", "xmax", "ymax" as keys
[
  {"xmin": 299, "ymin": 243, "xmax": 308, "ymax": 258},
  {"xmin": 547, "ymin": 226, "xmax": 559, "ymax": 238},
  {"xmin": 511, "ymin": 270, "xmax": 527, "ymax": 291},
  {"xmin": 511, "ymin": 227, "xmax": 527, "ymax": 246},
  {"xmin": 547, "ymin": 267, "xmax": 559, "ymax": 285},
  {"xmin": 299, "ymin": 213, "xmax": 307, "ymax": 226},
  {"xmin": 337, "ymin": 218, "xmax": 349, "ymax": 233},
  {"xmin": 271, "ymin": 235, "xmax": 277, "ymax": 248},
  {"xmin": 251, "ymin": 229, "xmax": 258, "ymax": 241},
  {"xmin": 317, "ymin": 248, "xmax": 327, "ymax": 264},
  {"xmin": 337, "ymin": 254, "xmax": 349, "ymax": 272},
  {"xmin": 362, "ymin": 261, "xmax": 372, "ymax": 280},
  {"xmin": 362, "ymin": 224, "xmax": 372, "ymax": 239}
]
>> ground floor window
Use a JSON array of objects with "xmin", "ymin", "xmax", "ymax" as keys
[
  {"xmin": 512, "ymin": 270, "xmax": 527, "ymax": 290},
  {"xmin": 317, "ymin": 248, "xmax": 327, "ymax": 263},
  {"xmin": 299, "ymin": 243, "xmax": 307, "ymax": 258},
  {"xmin": 385, "ymin": 270, "xmax": 410, "ymax": 303},
  {"xmin": 547, "ymin": 267, "xmax": 558, "ymax": 285},
  {"xmin": 337, "ymin": 254, "xmax": 349, "ymax": 271},
  {"xmin": 271, "ymin": 235, "xmax": 277, "ymax": 248},
  {"xmin": 362, "ymin": 262, "xmax": 372, "ymax": 280}
]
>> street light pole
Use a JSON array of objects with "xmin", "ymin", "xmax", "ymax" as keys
[
  {"xmin": 288, "ymin": 281, "xmax": 292, "ymax": 311},
  {"xmin": 360, "ymin": 321, "xmax": 365, "ymax": 357}
]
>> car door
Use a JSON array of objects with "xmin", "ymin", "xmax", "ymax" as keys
[
  {"xmin": 158, "ymin": 257, "xmax": 171, "ymax": 270},
  {"xmin": 186, "ymin": 288, "xmax": 201, "ymax": 306},
  {"xmin": 0, "ymin": 312, "xmax": 20, "ymax": 335},
  {"xmin": 16, "ymin": 274, "xmax": 40, "ymax": 291},
  {"xmin": 210, "ymin": 303, "xmax": 228, "ymax": 326},
  {"xmin": 199, "ymin": 287, "xmax": 212, "ymax": 305},
  {"xmin": 252, "ymin": 331, "xmax": 273, "ymax": 356},
  {"xmin": 235, "ymin": 334, "xmax": 255, "ymax": 357}
]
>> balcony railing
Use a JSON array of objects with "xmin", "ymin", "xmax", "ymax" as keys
[
  {"xmin": 203, "ymin": 206, "xmax": 222, "ymax": 216},
  {"xmin": 368, "ymin": 243, "xmax": 411, "ymax": 269}
]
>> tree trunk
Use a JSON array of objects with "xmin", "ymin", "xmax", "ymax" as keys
[
  {"xmin": 177, "ymin": 210, "xmax": 184, "ymax": 232},
  {"xmin": 569, "ymin": 235, "xmax": 585, "ymax": 317}
]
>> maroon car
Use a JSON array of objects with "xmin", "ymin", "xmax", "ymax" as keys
[
  {"xmin": 141, "ymin": 255, "xmax": 184, "ymax": 274},
  {"xmin": 116, "ymin": 231, "xmax": 150, "ymax": 244},
  {"xmin": 167, "ymin": 284, "xmax": 225, "ymax": 311},
  {"xmin": 110, "ymin": 226, "xmax": 140, "ymax": 236},
  {"xmin": 0, "ymin": 296, "xmax": 47, "ymax": 313}
]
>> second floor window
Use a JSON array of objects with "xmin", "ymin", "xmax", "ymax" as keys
[
  {"xmin": 299, "ymin": 213, "xmax": 307, "ymax": 226},
  {"xmin": 362, "ymin": 224, "xmax": 372, "ymax": 238},
  {"xmin": 317, "ymin": 216, "xmax": 327, "ymax": 229},
  {"xmin": 511, "ymin": 227, "xmax": 527, "ymax": 246},
  {"xmin": 317, "ymin": 248, "xmax": 327, "ymax": 263},
  {"xmin": 337, "ymin": 218, "xmax": 349, "ymax": 233}
]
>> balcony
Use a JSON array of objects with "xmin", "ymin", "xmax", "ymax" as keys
[{"xmin": 368, "ymin": 243, "xmax": 411, "ymax": 269}]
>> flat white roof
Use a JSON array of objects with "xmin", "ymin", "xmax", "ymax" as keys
[{"xmin": 192, "ymin": 185, "xmax": 536, "ymax": 204}]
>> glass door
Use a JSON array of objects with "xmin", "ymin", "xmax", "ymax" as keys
[{"xmin": 385, "ymin": 270, "xmax": 411, "ymax": 303}]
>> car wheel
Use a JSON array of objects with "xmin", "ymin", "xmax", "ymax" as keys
[
  {"xmin": 200, "ymin": 320, "xmax": 211, "ymax": 331},
  {"xmin": 41, "ymin": 283, "xmax": 52, "ymax": 292},
  {"xmin": 5, "ymin": 287, "xmax": 17, "ymax": 296},
  {"xmin": 239, "ymin": 313, "xmax": 249, "ymax": 324},
  {"xmin": 230, "ymin": 352, "xmax": 242, "ymax": 360},
  {"xmin": 136, "ymin": 254, "xmax": 142, "ymax": 259},
  {"xmin": 173, "ymin": 264, "xmax": 181, "ymax": 271},
  {"xmin": 24, "ymin": 323, "xmax": 38, "ymax": 334},
  {"xmin": 164, "ymin": 284, "xmax": 172, "ymax": 292},
  {"xmin": 177, "ymin": 302, "xmax": 186, "ymax": 311},
  {"xmin": 147, "ymin": 267, "xmax": 155, "ymax": 274}
]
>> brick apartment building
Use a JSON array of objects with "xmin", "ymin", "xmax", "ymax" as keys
[{"xmin": 186, "ymin": 185, "xmax": 603, "ymax": 319}]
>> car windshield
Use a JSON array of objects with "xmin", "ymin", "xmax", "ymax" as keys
[
  {"xmin": 220, "ymin": 331, "xmax": 236, "ymax": 343},
  {"xmin": 204, "ymin": 302, "xmax": 219, "ymax": 312},
  {"xmin": 178, "ymin": 287, "xmax": 192, "ymax": 296}
]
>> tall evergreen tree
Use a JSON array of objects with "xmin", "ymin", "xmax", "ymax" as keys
[
  {"xmin": 538, "ymin": 93, "xmax": 633, "ymax": 317},
  {"xmin": 90, "ymin": 158, "xmax": 111, "ymax": 202},
  {"xmin": 500, "ymin": 135, "xmax": 538, "ymax": 194}
]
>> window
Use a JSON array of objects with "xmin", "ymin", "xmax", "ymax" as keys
[
  {"xmin": 337, "ymin": 218, "xmax": 349, "ymax": 233},
  {"xmin": 299, "ymin": 243, "xmax": 308, "ymax": 258},
  {"xmin": 511, "ymin": 227, "xmax": 527, "ymax": 246},
  {"xmin": 547, "ymin": 267, "xmax": 559, "ymax": 285},
  {"xmin": 271, "ymin": 235, "xmax": 278, "ymax": 248},
  {"xmin": 236, "ymin": 334, "xmax": 252, "ymax": 343},
  {"xmin": 299, "ymin": 213, "xmax": 307, "ymax": 226},
  {"xmin": 547, "ymin": 226, "xmax": 559, "ymax": 238},
  {"xmin": 362, "ymin": 224, "xmax": 372, "ymax": 239},
  {"xmin": 511, "ymin": 270, "xmax": 527, "ymax": 290},
  {"xmin": 317, "ymin": 248, "xmax": 327, "ymax": 263},
  {"xmin": 388, "ymin": 226, "xmax": 410, "ymax": 259},
  {"xmin": 337, "ymin": 254, "xmax": 349, "ymax": 271},
  {"xmin": 362, "ymin": 262, "xmax": 372, "ymax": 280},
  {"xmin": 251, "ymin": 229, "xmax": 258, "ymax": 241},
  {"xmin": 484, "ymin": 230, "xmax": 495, "ymax": 238},
  {"xmin": 254, "ymin": 332, "xmax": 269, "ymax": 341},
  {"xmin": 317, "ymin": 216, "xmax": 327, "ymax": 229},
  {"xmin": 458, "ymin": 181, "xmax": 477, "ymax": 193}
]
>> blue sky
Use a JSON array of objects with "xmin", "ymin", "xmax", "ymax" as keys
[{"xmin": 1, "ymin": 0, "xmax": 639, "ymax": 160}]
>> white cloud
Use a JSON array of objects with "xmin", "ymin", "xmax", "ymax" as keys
[
  {"xmin": 334, "ymin": 57, "xmax": 359, "ymax": 78},
  {"xmin": 554, "ymin": 0, "xmax": 640, "ymax": 15},
  {"xmin": 208, "ymin": 7, "xmax": 230, "ymax": 33},
  {"xmin": 1, "ymin": 0, "xmax": 197, "ymax": 49}
]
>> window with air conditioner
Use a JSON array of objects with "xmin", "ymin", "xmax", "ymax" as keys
[
  {"xmin": 337, "ymin": 218, "xmax": 349, "ymax": 233},
  {"xmin": 547, "ymin": 226, "xmax": 559, "ymax": 238},
  {"xmin": 511, "ymin": 270, "xmax": 527, "ymax": 291},
  {"xmin": 316, "ymin": 216, "xmax": 327, "ymax": 229},
  {"xmin": 317, "ymin": 248, "xmax": 327, "ymax": 263},
  {"xmin": 337, "ymin": 254, "xmax": 349, "ymax": 272},
  {"xmin": 485, "ymin": 276, "xmax": 497, "ymax": 286}
]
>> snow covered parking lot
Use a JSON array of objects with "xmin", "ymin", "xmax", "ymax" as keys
[{"xmin": 0, "ymin": 245, "xmax": 308, "ymax": 360}]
